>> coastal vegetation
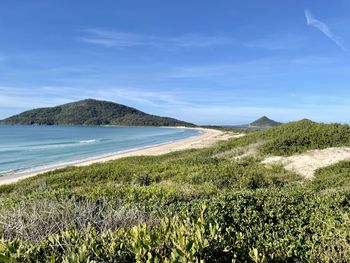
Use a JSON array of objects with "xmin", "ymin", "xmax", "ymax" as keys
[
  {"xmin": 0, "ymin": 99, "xmax": 194, "ymax": 127},
  {"xmin": 0, "ymin": 119, "xmax": 349, "ymax": 262}
]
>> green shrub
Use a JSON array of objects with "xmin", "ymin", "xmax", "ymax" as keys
[{"xmin": 259, "ymin": 120, "xmax": 350, "ymax": 156}]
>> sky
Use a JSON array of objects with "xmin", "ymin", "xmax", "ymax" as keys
[{"xmin": 0, "ymin": 0, "xmax": 350, "ymax": 125}]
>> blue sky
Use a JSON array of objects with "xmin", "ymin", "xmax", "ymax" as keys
[{"xmin": 0, "ymin": 0, "xmax": 350, "ymax": 125}]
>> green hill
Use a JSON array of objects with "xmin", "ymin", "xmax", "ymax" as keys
[
  {"xmin": 249, "ymin": 116, "xmax": 281, "ymax": 128},
  {"xmin": 0, "ymin": 99, "xmax": 194, "ymax": 126}
]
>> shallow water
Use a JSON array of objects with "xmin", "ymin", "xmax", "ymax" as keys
[{"xmin": 0, "ymin": 125, "xmax": 199, "ymax": 176}]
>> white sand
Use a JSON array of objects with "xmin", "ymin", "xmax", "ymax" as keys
[
  {"xmin": 262, "ymin": 146, "xmax": 350, "ymax": 179},
  {"xmin": 0, "ymin": 127, "xmax": 239, "ymax": 186}
]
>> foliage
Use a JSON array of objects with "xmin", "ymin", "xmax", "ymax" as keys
[
  {"xmin": 213, "ymin": 119, "xmax": 350, "ymax": 156},
  {"xmin": 259, "ymin": 119, "xmax": 350, "ymax": 156},
  {"xmin": 0, "ymin": 191, "xmax": 349, "ymax": 262},
  {"xmin": 310, "ymin": 160, "xmax": 350, "ymax": 190}
]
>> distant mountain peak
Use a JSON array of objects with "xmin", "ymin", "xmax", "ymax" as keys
[
  {"xmin": 257, "ymin": 116, "xmax": 269, "ymax": 121},
  {"xmin": 249, "ymin": 116, "xmax": 281, "ymax": 128}
]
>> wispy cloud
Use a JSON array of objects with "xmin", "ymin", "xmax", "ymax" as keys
[
  {"xmin": 166, "ymin": 55, "xmax": 340, "ymax": 79},
  {"xmin": 0, "ymin": 86, "xmax": 76, "ymax": 109},
  {"xmin": 244, "ymin": 34, "xmax": 306, "ymax": 50},
  {"xmin": 94, "ymin": 87, "xmax": 187, "ymax": 107},
  {"xmin": 79, "ymin": 29, "xmax": 232, "ymax": 48},
  {"xmin": 0, "ymin": 85, "xmax": 189, "ymax": 117},
  {"xmin": 305, "ymin": 9, "xmax": 347, "ymax": 51}
]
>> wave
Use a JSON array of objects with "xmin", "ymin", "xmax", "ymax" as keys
[
  {"xmin": 0, "ymin": 168, "xmax": 17, "ymax": 176},
  {"xmin": 21, "ymin": 139, "xmax": 100, "ymax": 151},
  {"xmin": 24, "ymin": 141, "xmax": 77, "ymax": 147},
  {"xmin": 79, "ymin": 139, "xmax": 97, "ymax": 144}
]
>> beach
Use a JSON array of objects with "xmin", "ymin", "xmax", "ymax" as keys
[{"xmin": 0, "ymin": 127, "xmax": 237, "ymax": 186}]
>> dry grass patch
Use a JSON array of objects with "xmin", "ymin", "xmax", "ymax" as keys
[
  {"xmin": 213, "ymin": 142, "xmax": 263, "ymax": 160},
  {"xmin": 0, "ymin": 198, "xmax": 156, "ymax": 242}
]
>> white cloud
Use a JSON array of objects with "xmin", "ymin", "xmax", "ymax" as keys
[
  {"xmin": 305, "ymin": 9, "xmax": 347, "ymax": 51},
  {"xmin": 166, "ymin": 55, "xmax": 339, "ymax": 79},
  {"xmin": 244, "ymin": 34, "xmax": 306, "ymax": 50},
  {"xmin": 164, "ymin": 104, "xmax": 308, "ymax": 125},
  {"xmin": 0, "ymin": 86, "xmax": 74, "ymax": 109},
  {"xmin": 2, "ymin": 85, "xmax": 350, "ymax": 125},
  {"xmin": 0, "ymin": 85, "xmax": 188, "ymax": 114},
  {"xmin": 93, "ymin": 87, "xmax": 187, "ymax": 107},
  {"xmin": 167, "ymin": 100, "xmax": 350, "ymax": 125},
  {"xmin": 79, "ymin": 29, "xmax": 232, "ymax": 49}
]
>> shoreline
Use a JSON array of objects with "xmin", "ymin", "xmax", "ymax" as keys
[{"xmin": 0, "ymin": 127, "xmax": 235, "ymax": 186}]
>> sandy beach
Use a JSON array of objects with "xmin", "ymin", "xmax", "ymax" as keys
[{"xmin": 0, "ymin": 127, "xmax": 237, "ymax": 186}]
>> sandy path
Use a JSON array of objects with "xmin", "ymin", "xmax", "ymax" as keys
[
  {"xmin": 0, "ymin": 127, "xmax": 238, "ymax": 186},
  {"xmin": 262, "ymin": 146, "xmax": 350, "ymax": 179}
]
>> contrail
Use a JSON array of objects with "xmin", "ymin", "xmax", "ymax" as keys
[{"xmin": 305, "ymin": 9, "xmax": 347, "ymax": 52}]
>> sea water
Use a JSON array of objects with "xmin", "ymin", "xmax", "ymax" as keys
[{"xmin": 0, "ymin": 125, "xmax": 199, "ymax": 176}]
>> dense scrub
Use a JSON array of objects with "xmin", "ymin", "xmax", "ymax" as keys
[
  {"xmin": 310, "ymin": 160, "xmax": 350, "ymax": 190},
  {"xmin": 213, "ymin": 119, "xmax": 350, "ymax": 157},
  {"xmin": 1, "ymin": 190, "xmax": 349, "ymax": 262},
  {"xmin": 259, "ymin": 119, "xmax": 350, "ymax": 155},
  {"xmin": 0, "ymin": 120, "xmax": 350, "ymax": 262}
]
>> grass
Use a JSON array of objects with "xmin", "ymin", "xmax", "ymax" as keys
[{"xmin": 0, "ymin": 120, "xmax": 349, "ymax": 262}]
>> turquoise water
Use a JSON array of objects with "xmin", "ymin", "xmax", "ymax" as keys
[{"xmin": 0, "ymin": 125, "xmax": 199, "ymax": 176}]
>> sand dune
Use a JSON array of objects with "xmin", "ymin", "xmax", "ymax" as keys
[{"xmin": 262, "ymin": 146, "xmax": 350, "ymax": 179}]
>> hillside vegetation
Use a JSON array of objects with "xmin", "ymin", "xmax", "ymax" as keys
[
  {"xmin": 0, "ymin": 99, "xmax": 194, "ymax": 127},
  {"xmin": 0, "ymin": 120, "xmax": 349, "ymax": 262},
  {"xmin": 259, "ymin": 119, "xmax": 350, "ymax": 155}
]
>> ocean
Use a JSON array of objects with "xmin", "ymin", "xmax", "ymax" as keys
[{"xmin": 0, "ymin": 125, "xmax": 199, "ymax": 176}]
